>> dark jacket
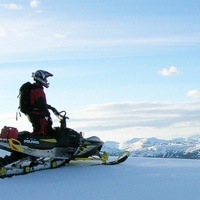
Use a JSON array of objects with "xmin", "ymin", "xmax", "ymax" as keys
[
  {"xmin": 27, "ymin": 83, "xmax": 52, "ymax": 135},
  {"xmin": 29, "ymin": 83, "xmax": 50, "ymax": 117}
]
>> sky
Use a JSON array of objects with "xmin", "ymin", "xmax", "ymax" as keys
[{"xmin": 0, "ymin": 0, "xmax": 200, "ymax": 142}]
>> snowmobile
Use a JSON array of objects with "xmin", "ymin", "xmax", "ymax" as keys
[{"xmin": 0, "ymin": 107, "xmax": 130, "ymax": 178}]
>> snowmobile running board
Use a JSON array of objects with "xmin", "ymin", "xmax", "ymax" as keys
[{"xmin": 0, "ymin": 151, "xmax": 130, "ymax": 178}]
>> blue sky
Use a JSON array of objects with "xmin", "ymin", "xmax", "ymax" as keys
[{"xmin": 0, "ymin": 0, "xmax": 200, "ymax": 142}]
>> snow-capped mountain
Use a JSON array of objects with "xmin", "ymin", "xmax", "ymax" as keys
[{"xmin": 103, "ymin": 135, "xmax": 200, "ymax": 159}]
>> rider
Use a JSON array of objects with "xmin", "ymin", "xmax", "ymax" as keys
[
  {"xmin": 0, "ymin": 70, "xmax": 54, "ymax": 168},
  {"xmin": 27, "ymin": 70, "xmax": 53, "ymax": 135}
]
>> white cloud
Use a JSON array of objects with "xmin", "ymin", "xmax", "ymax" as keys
[
  {"xmin": 60, "ymin": 101, "xmax": 200, "ymax": 142},
  {"xmin": 53, "ymin": 34, "xmax": 66, "ymax": 39},
  {"xmin": 70, "ymin": 101, "xmax": 200, "ymax": 132},
  {"xmin": 30, "ymin": 0, "xmax": 40, "ymax": 8},
  {"xmin": 11, "ymin": 28, "xmax": 27, "ymax": 38},
  {"xmin": 158, "ymin": 66, "xmax": 180, "ymax": 76},
  {"xmin": 0, "ymin": 3, "xmax": 22, "ymax": 10},
  {"xmin": 7, "ymin": 3, "xmax": 22, "ymax": 10},
  {"xmin": 0, "ymin": 27, "xmax": 6, "ymax": 37},
  {"xmin": 187, "ymin": 90, "xmax": 200, "ymax": 99},
  {"xmin": 35, "ymin": 9, "xmax": 43, "ymax": 13}
]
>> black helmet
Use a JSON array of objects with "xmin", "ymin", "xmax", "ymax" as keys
[{"xmin": 32, "ymin": 70, "xmax": 53, "ymax": 88}]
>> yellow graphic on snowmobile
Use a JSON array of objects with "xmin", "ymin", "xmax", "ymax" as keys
[
  {"xmin": 9, "ymin": 139, "xmax": 23, "ymax": 153},
  {"xmin": 75, "ymin": 151, "xmax": 109, "ymax": 163},
  {"xmin": 40, "ymin": 139, "xmax": 57, "ymax": 143},
  {"xmin": 0, "ymin": 166, "xmax": 7, "ymax": 177}
]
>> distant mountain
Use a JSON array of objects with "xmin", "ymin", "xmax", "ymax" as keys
[{"xmin": 102, "ymin": 136, "xmax": 200, "ymax": 159}]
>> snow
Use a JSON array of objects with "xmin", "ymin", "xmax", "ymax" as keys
[
  {"xmin": 1, "ymin": 150, "xmax": 200, "ymax": 200},
  {"xmin": 116, "ymin": 136, "xmax": 200, "ymax": 158}
]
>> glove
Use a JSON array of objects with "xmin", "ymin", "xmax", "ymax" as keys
[{"xmin": 47, "ymin": 104, "xmax": 52, "ymax": 109}]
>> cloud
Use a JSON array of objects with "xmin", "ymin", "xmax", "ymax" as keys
[
  {"xmin": 0, "ymin": 3, "xmax": 22, "ymax": 10},
  {"xmin": 7, "ymin": 3, "xmax": 22, "ymax": 10},
  {"xmin": 30, "ymin": 0, "xmax": 40, "ymax": 8},
  {"xmin": 0, "ymin": 27, "xmax": 6, "ymax": 37},
  {"xmin": 157, "ymin": 66, "xmax": 180, "ymax": 76},
  {"xmin": 187, "ymin": 90, "xmax": 200, "ymax": 99},
  {"xmin": 53, "ymin": 34, "xmax": 66, "ymax": 39},
  {"xmin": 69, "ymin": 101, "xmax": 200, "ymax": 133}
]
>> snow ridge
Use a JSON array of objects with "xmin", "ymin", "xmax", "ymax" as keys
[{"xmin": 103, "ymin": 135, "xmax": 200, "ymax": 159}]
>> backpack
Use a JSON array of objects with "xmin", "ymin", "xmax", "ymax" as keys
[{"xmin": 18, "ymin": 82, "xmax": 33, "ymax": 114}]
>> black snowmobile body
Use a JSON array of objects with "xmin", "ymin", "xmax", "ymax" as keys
[
  {"xmin": 0, "ymin": 107, "xmax": 130, "ymax": 178},
  {"xmin": 0, "ymin": 108, "xmax": 104, "ymax": 159}
]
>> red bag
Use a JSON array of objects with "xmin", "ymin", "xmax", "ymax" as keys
[{"xmin": 0, "ymin": 126, "xmax": 18, "ymax": 139}]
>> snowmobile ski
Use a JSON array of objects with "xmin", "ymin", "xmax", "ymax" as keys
[{"xmin": 102, "ymin": 151, "xmax": 130, "ymax": 165}]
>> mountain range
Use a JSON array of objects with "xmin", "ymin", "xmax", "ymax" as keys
[{"xmin": 102, "ymin": 135, "xmax": 200, "ymax": 159}]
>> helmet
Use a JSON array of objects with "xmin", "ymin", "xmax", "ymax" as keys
[{"xmin": 32, "ymin": 70, "xmax": 53, "ymax": 88}]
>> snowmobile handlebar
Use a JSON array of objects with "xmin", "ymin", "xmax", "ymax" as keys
[{"xmin": 49, "ymin": 106, "xmax": 69, "ymax": 120}]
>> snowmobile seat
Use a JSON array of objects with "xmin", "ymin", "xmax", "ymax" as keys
[{"xmin": 18, "ymin": 131, "xmax": 30, "ymax": 137}]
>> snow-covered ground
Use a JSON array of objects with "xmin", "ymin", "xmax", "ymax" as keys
[{"xmin": 1, "ymin": 150, "xmax": 200, "ymax": 200}]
